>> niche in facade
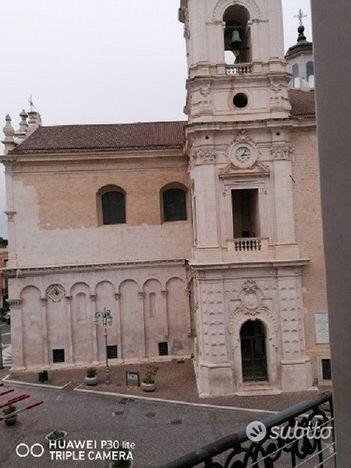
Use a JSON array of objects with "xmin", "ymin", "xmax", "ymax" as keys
[{"xmin": 224, "ymin": 5, "xmax": 251, "ymax": 65}]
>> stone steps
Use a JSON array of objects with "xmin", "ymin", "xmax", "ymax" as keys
[{"xmin": 2, "ymin": 345, "xmax": 12, "ymax": 367}]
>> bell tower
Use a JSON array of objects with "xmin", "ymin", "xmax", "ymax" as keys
[
  {"xmin": 180, "ymin": 0, "xmax": 291, "ymax": 124},
  {"xmin": 180, "ymin": 0, "xmax": 313, "ymax": 396}
]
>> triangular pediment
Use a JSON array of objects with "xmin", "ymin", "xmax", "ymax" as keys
[{"xmin": 219, "ymin": 161, "xmax": 270, "ymax": 178}]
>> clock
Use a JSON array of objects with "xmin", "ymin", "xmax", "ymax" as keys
[{"xmin": 235, "ymin": 146, "xmax": 252, "ymax": 164}]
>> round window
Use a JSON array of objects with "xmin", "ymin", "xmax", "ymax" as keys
[{"xmin": 233, "ymin": 93, "xmax": 248, "ymax": 109}]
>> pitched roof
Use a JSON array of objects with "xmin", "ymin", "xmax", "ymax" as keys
[
  {"xmin": 289, "ymin": 89, "xmax": 316, "ymax": 116},
  {"xmin": 11, "ymin": 91, "xmax": 315, "ymax": 154},
  {"xmin": 12, "ymin": 121, "xmax": 186, "ymax": 154}
]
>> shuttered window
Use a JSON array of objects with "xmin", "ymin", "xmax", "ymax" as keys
[
  {"xmin": 163, "ymin": 189, "xmax": 187, "ymax": 222},
  {"xmin": 101, "ymin": 191, "xmax": 126, "ymax": 225}
]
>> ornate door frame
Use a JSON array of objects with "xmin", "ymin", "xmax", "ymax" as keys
[{"xmin": 228, "ymin": 279, "xmax": 281, "ymax": 392}]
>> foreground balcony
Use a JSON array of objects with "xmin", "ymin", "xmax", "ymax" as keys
[{"xmin": 164, "ymin": 393, "xmax": 335, "ymax": 467}]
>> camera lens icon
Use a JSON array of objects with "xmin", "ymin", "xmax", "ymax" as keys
[{"xmin": 246, "ymin": 421, "xmax": 267, "ymax": 442}]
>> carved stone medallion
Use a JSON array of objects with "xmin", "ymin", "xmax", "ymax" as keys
[{"xmin": 46, "ymin": 284, "xmax": 65, "ymax": 303}]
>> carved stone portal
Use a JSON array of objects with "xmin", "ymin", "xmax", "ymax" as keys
[{"xmin": 228, "ymin": 280, "xmax": 269, "ymax": 334}]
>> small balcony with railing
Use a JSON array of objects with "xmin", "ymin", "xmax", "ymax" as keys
[
  {"xmin": 224, "ymin": 188, "xmax": 272, "ymax": 262},
  {"xmin": 225, "ymin": 62, "xmax": 253, "ymax": 76},
  {"xmin": 226, "ymin": 237, "xmax": 271, "ymax": 262}
]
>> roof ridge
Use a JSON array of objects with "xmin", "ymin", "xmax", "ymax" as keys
[{"xmin": 39, "ymin": 120, "xmax": 187, "ymax": 129}]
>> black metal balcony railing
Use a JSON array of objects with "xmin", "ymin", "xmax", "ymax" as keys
[{"xmin": 162, "ymin": 393, "xmax": 335, "ymax": 468}]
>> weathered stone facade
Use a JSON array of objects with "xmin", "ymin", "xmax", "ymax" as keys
[{"xmin": 1, "ymin": 0, "xmax": 330, "ymax": 396}]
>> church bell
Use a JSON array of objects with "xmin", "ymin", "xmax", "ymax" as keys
[{"xmin": 230, "ymin": 29, "xmax": 242, "ymax": 50}]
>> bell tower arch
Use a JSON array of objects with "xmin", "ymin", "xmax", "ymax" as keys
[
  {"xmin": 179, "ymin": 0, "xmax": 313, "ymax": 397},
  {"xmin": 180, "ymin": 0, "xmax": 291, "ymax": 122}
]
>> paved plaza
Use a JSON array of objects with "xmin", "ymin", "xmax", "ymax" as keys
[
  {"xmin": 0, "ymin": 379, "xmax": 270, "ymax": 468},
  {"xmin": 0, "ymin": 323, "xmax": 332, "ymax": 468}
]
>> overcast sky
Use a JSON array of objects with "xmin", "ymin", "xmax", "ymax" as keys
[{"xmin": 0, "ymin": 0, "xmax": 311, "ymax": 237}]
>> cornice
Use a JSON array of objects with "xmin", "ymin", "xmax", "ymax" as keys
[
  {"xmin": 5, "ymin": 146, "xmax": 185, "ymax": 166},
  {"xmin": 5, "ymin": 259, "xmax": 188, "ymax": 278},
  {"xmin": 186, "ymin": 117, "xmax": 315, "ymax": 134},
  {"xmin": 189, "ymin": 258, "xmax": 310, "ymax": 271}
]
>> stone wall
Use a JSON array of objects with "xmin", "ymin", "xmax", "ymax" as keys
[
  {"xmin": 194, "ymin": 264, "xmax": 312, "ymax": 396},
  {"xmin": 291, "ymin": 127, "xmax": 330, "ymax": 382},
  {"xmin": 9, "ymin": 263, "xmax": 192, "ymax": 370},
  {"xmin": 7, "ymin": 150, "xmax": 192, "ymax": 268}
]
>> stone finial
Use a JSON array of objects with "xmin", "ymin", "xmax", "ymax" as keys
[
  {"xmin": 19, "ymin": 109, "xmax": 28, "ymax": 133},
  {"xmin": 27, "ymin": 110, "xmax": 42, "ymax": 136},
  {"xmin": 3, "ymin": 115, "xmax": 15, "ymax": 140},
  {"xmin": 15, "ymin": 109, "xmax": 29, "ymax": 142},
  {"xmin": 2, "ymin": 115, "xmax": 17, "ymax": 154}
]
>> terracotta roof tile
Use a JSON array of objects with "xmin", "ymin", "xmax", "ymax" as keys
[
  {"xmin": 12, "ymin": 92, "xmax": 315, "ymax": 154},
  {"xmin": 12, "ymin": 121, "xmax": 186, "ymax": 154},
  {"xmin": 289, "ymin": 89, "xmax": 316, "ymax": 116}
]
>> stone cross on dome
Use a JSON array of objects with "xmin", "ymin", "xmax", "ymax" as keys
[
  {"xmin": 294, "ymin": 9, "xmax": 307, "ymax": 27},
  {"xmin": 294, "ymin": 9, "xmax": 308, "ymax": 43}
]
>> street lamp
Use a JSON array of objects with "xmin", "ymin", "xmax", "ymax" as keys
[{"xmin": 94, "ymin": 308, "xmax": 113, "ymax": 385}]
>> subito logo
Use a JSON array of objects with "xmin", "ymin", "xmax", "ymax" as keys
[
  {"xmin": 16, "ymin": 443, "xmax": 45, "ymax": 458},
  {"xmin": 246, "ymin": 421, "xmax": 267, "ymax": 442}
]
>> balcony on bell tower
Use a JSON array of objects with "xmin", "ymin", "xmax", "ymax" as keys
[{"xmin": 224, "ymin": 5, "xmax": 253, "ymax": 76}]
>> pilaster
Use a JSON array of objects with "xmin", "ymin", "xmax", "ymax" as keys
[
  {"xmin": 65, "ymin": 295, "xmax": 74, "ymax": 365},
  {"xmin": 8, "ymin": 299, "xmax": 24, "ymax": 369},
  {"xmin": 277, "ymin": 267, "xmax": 313, "ymax": 391},
  {"xmin": 40, "ymin": 297, "xmax": 50, "ymax": 366}
]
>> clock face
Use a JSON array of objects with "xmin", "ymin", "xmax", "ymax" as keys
[{"xmin": 235, "ymin": 146, "xmax": 252, "ymax": 163}]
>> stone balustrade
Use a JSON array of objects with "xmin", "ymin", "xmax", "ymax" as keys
[
  {"xmin": 234, "ymin": 238, "xmax": 262, "ymax": 252},
  {"xmin": 226, "ymin": 63, "xmax": 253, "ymax": 75}
]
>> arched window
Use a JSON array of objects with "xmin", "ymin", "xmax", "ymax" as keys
[
  {"xmin": 306, "ymin": 61, "xmax": 315, "ymax": 88},
  {"xmin": 97, "ymin": 186, "xmax": 126, "ymax": 225},
  {"xmin": 292, "ymin": 63, "xmax": 300, "ymax": 88},
  {"xmin": 223, "ymin": 5, "xmax": 251, "ymax": 64},
  {"xmin": 161, "ymin": 184, "xmax": 187, "ymax": 222},
  {"xmin": 306, "ymin": 61, "xmax": 314, "ymax": 80}
]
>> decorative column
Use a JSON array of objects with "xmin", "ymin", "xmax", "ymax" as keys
[
  {"xmin": 191, "ymin": 149, "xmax": 220, "ymax": 260},
  {"xmin": 40, "ymin": 297, "xmax": 50, "ymax": 366},
  {"xmin": 271, "ymin": 145, "xmax": 298, "ymax": 255}
]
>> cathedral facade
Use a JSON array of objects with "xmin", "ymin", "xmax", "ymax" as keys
[{"xmin": 1, "ymin": 0, "xmax": 330, "ymax": 396}]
